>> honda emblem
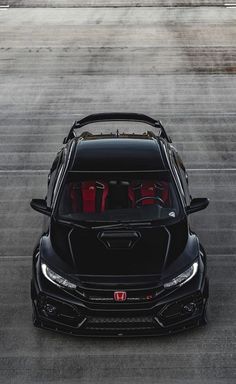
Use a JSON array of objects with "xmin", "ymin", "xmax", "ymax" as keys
[{"xmin": 114, "ymin": 291, "xmax": 127, "ymax": 302}]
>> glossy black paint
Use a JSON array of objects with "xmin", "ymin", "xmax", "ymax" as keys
[
  {"xmin": 30, "ymin": 113, "xmax": 209, "ymax": 336},
  {"xmin": 72, "ymin": 138, "xmax": 168, "ymax": 172},
  {"xmin": 30, "ymin": 199, "xmax": 52, "ymax": 216},
  {"xmin": 186, "ymin": 198, "xmax": 209, "ymax": 215}
]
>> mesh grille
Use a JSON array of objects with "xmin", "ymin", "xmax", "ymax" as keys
[{"xmin": 85, "ymin": 314, "xmax": 156, "ymax": 330}]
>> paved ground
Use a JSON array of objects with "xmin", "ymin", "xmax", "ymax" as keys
[{"xmin": 0, "ymin": 1, "xmax": 236, "ymax": 384}]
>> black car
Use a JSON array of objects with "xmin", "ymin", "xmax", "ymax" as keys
[{"xmin": 30, "ymin": 113, "xmax": 209, "ymax": 336}]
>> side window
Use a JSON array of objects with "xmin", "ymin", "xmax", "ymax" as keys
[
  {"xmin": 47, "ymin": 153, "xmax": 62, "ymax": 207},
  {"xmin": 174, "ymin": 153, "xmax": 191, "ymax": 205}
]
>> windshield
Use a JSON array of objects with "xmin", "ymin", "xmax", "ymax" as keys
[{"xmin": 57, "ymin": 171, "xmax": 181, "ymax": 224}]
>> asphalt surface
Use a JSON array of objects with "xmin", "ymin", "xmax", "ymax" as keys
[{"xmin": 0, "ymin": 2, "xmax": 236, "ymax": 384}]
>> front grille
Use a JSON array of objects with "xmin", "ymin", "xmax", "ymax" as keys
[
  {"xmin": 85, "ymin": 314, "xmax": 156, "ymax": 331},
  {"xmin": 74, "ymin": 285, "xmax": 164, "ymax": 306},
  {"xmin": 87, "ymin": 315, "xmax": 154, "ymax": 324}
]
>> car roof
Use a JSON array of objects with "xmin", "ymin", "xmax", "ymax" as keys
[{"xmin": 69, "ymin": 135, "xmax": 169, "ymax": 172}]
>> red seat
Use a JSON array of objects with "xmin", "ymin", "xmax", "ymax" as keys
[
  {"xmin": 81, "ymin": 181, "xmax": 96, "ymax": 213},
  {"xmin": 69, "ymin": 181, "xmax": 108, "ymax": 213}
]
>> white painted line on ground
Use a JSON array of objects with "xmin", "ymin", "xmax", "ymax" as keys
[
  {"xmin": 0, "ymin": 5, "xmax": 9, "ymax": 9},
  {"xmin": 224, "ymin": 3, "xmax": 236, "ymax": 7},
  {"xmin": 0, "ymin": 256, "xmax": 31, "ymax": 259},
  {"xmin": 0, "ymin": 170, "xmax": 48, "ymax": 173},
  {"xmin": 188, "ymin": 168, "xmax": 236, "ymax": 171}
]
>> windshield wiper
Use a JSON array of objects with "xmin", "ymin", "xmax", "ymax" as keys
[
  {"xmin": 91, "ymin": 221, "xmax": 152, "ymax": 230},
  {"xmin": 55, "ymin": 217, "xmax": 152, "ymax": 230},
  {"xmin": 56, "ymin": 218, "xmax": 89, "ymax": 229}
]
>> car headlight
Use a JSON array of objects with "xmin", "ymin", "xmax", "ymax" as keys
[
  {"xmin": 164, "ymin": 261, "xmax": 198, "ymax": 289},
  {"xmin": 41, "ymin": 263, "xmax": 76, "ymax": 289}
]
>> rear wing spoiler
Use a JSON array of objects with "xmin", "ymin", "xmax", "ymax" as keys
[{"xmin": 63, "ymin": 113, "xmax": 171, "ymax": 144}]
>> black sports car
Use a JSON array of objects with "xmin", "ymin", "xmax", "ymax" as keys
[{"xmin": 30, "ymin": 113, "xmax": 209, "ymax": 336}]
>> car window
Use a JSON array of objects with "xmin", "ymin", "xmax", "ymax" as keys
[{"xmin": 56, "ymin": 171, "xmax": 182, "ymax": 223}]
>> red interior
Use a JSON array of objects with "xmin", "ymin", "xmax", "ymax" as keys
[
  {"xmin": 81, "ymin": 181, "xmax": 96, "ymax": 213},
  {"xmin": 140, "ymin": 182, "xmax": 156, "ymax": 205},
  {"xmin": 69, "ymin": 182, "xmax": 108, "ymax": 213},
  {"xmin": 140, "ymin": 181, "xmax": 169, "ymax": 205},
  {"xmin": 69, "ymin": 180, "xmax": 169, "ymax": 213}
]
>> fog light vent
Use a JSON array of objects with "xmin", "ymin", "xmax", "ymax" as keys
[
  {"xmin": 44, "ymin": 303, "xmax": 57, "ymax": 315},
  {"xmin": 182, "ymin": 302, "xmax": 196, "ymax": 314}
]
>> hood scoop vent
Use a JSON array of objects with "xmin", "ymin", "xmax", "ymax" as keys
[{"xmin": 98, "ymin": 231, "xmax": 141, "ymax": 250}]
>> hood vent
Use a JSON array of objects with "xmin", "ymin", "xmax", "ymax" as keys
[{"xmin": 98, "ymin": 231, "xmax": 141, "ymax": 249}]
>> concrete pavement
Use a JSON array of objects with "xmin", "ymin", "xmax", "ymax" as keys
[{"xmin": 0, "ymin": 2, "xmax": 235, "ymax": 383}]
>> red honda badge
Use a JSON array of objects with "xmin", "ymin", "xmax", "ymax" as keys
[{"xmin": 114, "ymin": 291, "xmax": 127, "ymax": 302}]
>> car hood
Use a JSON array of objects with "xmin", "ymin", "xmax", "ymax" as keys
[{"xmin": 41, "ymin": 217, "xmax": 199, "ymax": 280}]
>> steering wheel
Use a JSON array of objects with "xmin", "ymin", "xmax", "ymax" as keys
[{"xmin": 135, "ymin": 196, "xmax": 166, "ymax": 206}]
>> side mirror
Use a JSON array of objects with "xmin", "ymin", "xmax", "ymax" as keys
[
  {"xmin": 63, "ymin": 136, "xmax": 68, "ymax": 144},
  {"xmin": 186, "ymin": 198, "xmax": 209, "ymax": 215},
  {"xmin": 30, "ymin": 199, "xmax": 52, "ymax": 216}
]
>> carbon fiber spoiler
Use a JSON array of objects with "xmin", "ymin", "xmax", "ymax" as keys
[{"xmin": 63, "ymin": 113, "xmax": 171, "ymax": 143}]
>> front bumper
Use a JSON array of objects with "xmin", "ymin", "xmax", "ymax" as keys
[
  {"xmin": 32, "ymin": 292, "xmax": 207, "ymax": 337},
  {"xmin": 31, "ymin": 262, "xmax": 209, "ymax": 337}
]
